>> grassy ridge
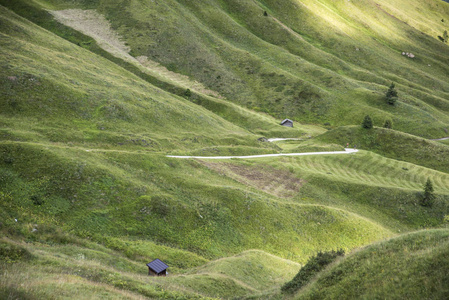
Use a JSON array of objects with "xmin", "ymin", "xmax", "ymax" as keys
[
  {"xmin": 294, "ymin": 229, "xmax": 449, "ymax": 299},
  {"xmin": 0, "ymin": 238, "xmax": 209, "ymax": 299},
  {"xmin": 155, "ymin": 250, "xmax": 301, "ymax": 298},
  {"xmin": 0, "ymin": 0, "xmax": 314, "ymax": 140},
  {"xmin": 0, "ymin": 237, "xmax": 296, "ymax": 299}
]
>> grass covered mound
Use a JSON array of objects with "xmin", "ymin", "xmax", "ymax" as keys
[
  {"xmin": 295, "ymin": 229, "xmax": 449, "ymax": 299},
  {"xmin": 0, "ymin": 239, "xmax": 34, "ymax": 264},
  {"xmin": 157, "ymin": 250, "xmax": 301, "ymax": 298},
  {"xmin": 281, "ymin": 249, "xmax": 344, "ymax": 294}
]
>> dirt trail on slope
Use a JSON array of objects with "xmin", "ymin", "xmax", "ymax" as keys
[{"xmin": 50, "ymin": 9, "xmax": 222, "ymax": 98}]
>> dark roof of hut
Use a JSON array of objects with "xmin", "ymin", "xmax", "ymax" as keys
[
  {"xmin": 146, "ymin": 259, "xmax": 169, "ymax": 273},
  {"xmin": 281, "ymin": 119, "xmax": 293, "ymax": 124}
]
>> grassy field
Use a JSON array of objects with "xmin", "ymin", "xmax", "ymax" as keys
[{"xmin": 1, "ymin": 0, "xmax": 449, "ymax": 298}]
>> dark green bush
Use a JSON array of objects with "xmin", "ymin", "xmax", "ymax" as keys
[
  {"xmin": 0, "ymin": 241, "xmax": 33, "ymax": 263},
  {"xmin": 385, "ymin": 83, "xmax": 398, "ymax": 105},
  {"xmin": 421, "ymin": 178, "xmax": 435, "ymax": 207},
  {"xmin": 362, "ymin": 115, "xmax": 373, "ymax": 129},
  {"xmin": 281, "ymin": 249, "xmax": 345, "ymax": 294},
  {"xmin": 383, "ymin": 119, "xmax": 393, "ymax": 129}
]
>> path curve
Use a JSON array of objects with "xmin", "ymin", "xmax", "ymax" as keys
[
  {"xmin": 431, "ymin": 137, "xmax": 449, "ymax": 141},
  {"xmin": 267, "ymin": 138, "xmax": 303, "ymax": 142},
  {"xmin": 167, "ymin": 148, "xmax": 358, "ymax": 159}
]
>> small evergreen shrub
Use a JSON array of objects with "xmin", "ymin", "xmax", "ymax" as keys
[
  {"xmin": 31, "ymin": 195, "xmax": 44, "ymax": 206},
  {"xmin": 0, "ymin": 241, "xmax": 33, "ymax": 263},
  {"xmin": 184, "ymin": 88, "xmax": 192, "ymax": 98},
  {"xmin": 362, "ymin": 115, "xmax": 373, "ymax": 129},
  {"xmin": 281, "ymin": 249, "xmax": 345, "ymax": 294},
  {"xmin": 385, "ymin": 82, "xmax": 398, "ymax": 105},
  {"xmin": 421, "ymin": 178, "xmax": 435, "ymax": 207},
  {"xmin": 383, "ymin": 119, "xmax": 393, "ymax": 129}
]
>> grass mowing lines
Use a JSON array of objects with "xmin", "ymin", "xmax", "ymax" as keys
[
  {"xmin": 318, "ymin": 126, "xmax": 449, "ymax": 173},
  {"xmin": 266, "ymin": 151, "xmax": 449, "ymax": 193},
  {"xmin": 0, "ymin": 140, "xmax": 391, "ymax": 263}
]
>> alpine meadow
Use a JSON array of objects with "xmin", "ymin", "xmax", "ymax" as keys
[{"xmin": 1, "ymin": 0, "xmax": 449, "ymax": 299}]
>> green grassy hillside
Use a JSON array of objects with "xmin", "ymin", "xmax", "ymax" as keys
[
  {"xmin": 202, "ymin": 151, "xmax": 449, "ymax": 232},
  {"xmin": 0, "ymin": 141, "xmax": 393, "ymax": 260},
  {"xmin": 0, "ymin": 4, "xmax": 291, "ymax": 154},
  {"xmin": 3, "ymin": 0, "xmax": 449, "ymax": 137},
  {"xmin": 1, "ymin": 0, "xmax": 449, "ymax": 299},
  {"xmin": 317, "ymin": 126, "xmax": 449, "ymax": 173},
  {"xmin": 293, "ymin": 229, "xmax": 449, "ymax": 299},
  {"xmin": 8, "ymin": 0, "xmax": 448, "ymax": 138}
]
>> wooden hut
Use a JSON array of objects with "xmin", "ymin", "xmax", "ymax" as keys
[
  {"xmin": 147, "ymin": 259, "xmax": 169, "ymax": 276},
  {"xmin": 280, "ymin": 119, "xmax": 293, "ymax": 127}
]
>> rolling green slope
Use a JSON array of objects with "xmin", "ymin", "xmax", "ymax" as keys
[
  {"xmin": 293, "ymin": 229, "xmax": 449, "ymax": 299},
  {"xmin": 155, "ymin": 250, "xmax": 301, "ymax": 298},
  {"xmin": 0, "ymin": 4, "xmax": 296, "ymax": 153},
  {"xmin": 317, "ymin": 126, "xmax": 449, "ymax": 173},
  {"xmin": 11, "ymin": 0, "xmax": 449, "ymax": 138},
  {"xmin": 202, "ymin": 151, "xmax": 449, "ymax": 232},
  {"xmin": 0, "ymin": 141, "xmax": 393, "ymax": 260},
  {"xmin": 1, "ymin": 0, "xmax": 449, "ymax": 299}
]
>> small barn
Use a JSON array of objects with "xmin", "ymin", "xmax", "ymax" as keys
[
  {"xmin": 280, "ymin": 119, "xmax": 293, "ymax": 127},
  {"xmin": 147, "ymin": 259, "xmax": 169, "ymax": 276}
]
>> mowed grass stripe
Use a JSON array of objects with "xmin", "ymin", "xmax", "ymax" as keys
[{"xmin": 280, "ymin": 151, "xmax": 449, "ymax": 193}]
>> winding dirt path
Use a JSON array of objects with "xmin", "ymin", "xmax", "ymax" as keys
[
  {"xmin": 167, "ymin": 148, "xmax": 358, "ymax": 159},
  {"xmin": 431, "ymin": 137, "xmax": 449, "ymax": 141},
  {"xmin": 267, "ymin": 138, "xmax": 303, "ymax": 142}
]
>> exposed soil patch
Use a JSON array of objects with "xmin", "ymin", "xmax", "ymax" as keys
[
  {"xmin": 50, "ymin": 9, "xmax": 133, "ymax": 61},
  {"xmin": 50, "ymin": 9, "xmax": 222, "ymax": 98},
  {"xmin": 201, "ymin": 161, "xmax": 304, "ymax": 198}
]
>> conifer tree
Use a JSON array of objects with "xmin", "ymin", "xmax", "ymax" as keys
[
  {"xmin": 383, "ymin": 119, "xmax": 393, "ymax": 129},
  {"xmin": 386, "ymin": 82, "xmax": 398, "ymax": 105},
  {"xmin": 362, "ymin": 115, "xmax": 373, "ymax": 129},
  {"xmin": 421, "ymin": 178, "xmax": 435, "ymax": 207}
]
